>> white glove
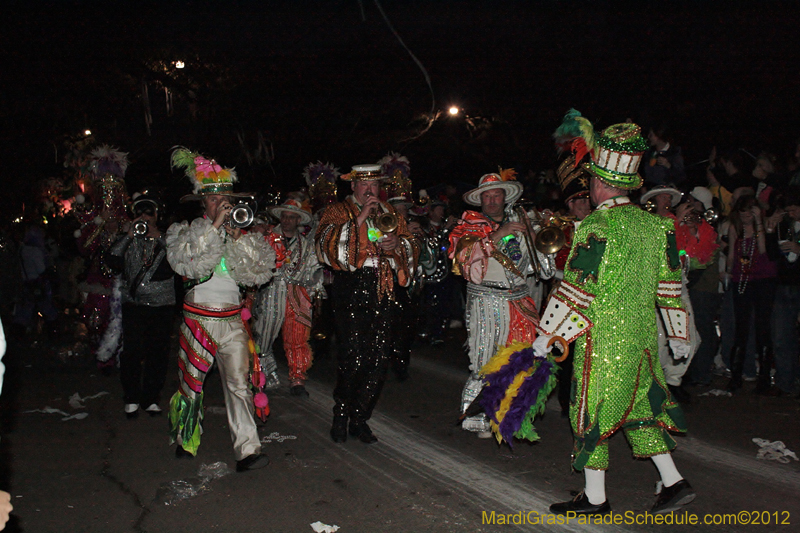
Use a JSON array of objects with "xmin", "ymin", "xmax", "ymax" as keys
[
  {"xmin": 669, "ymin": 339, "xmax": 690, "ymax": 360},
  {"xmin": 532, "ymin": 334, "xmax": 554, "ymax": 357}
]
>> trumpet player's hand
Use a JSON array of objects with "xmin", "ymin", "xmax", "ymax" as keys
[
  {"xmin": 357, "ymin": 196, "xmax": 381, "ymax": 226},
  {"xmin": 213, "ymin": 200, "xmax": 234, "ymax": 229},
  {"xmin": 490, "ymin": 222, "xmax": 526, "ymax": 243},
  {"xmin": 378, "ymin": 232, "xmax": 399, "ymax": 252},
  {"xmin": 123, "ymin": 219, "xmax": 135, "ymax": 238},
  {"xmin": 675, "ymin": 203, "xmax": 693, "ymax": 223},
  {"xmin": 224, "ymin": 225, "xmax": 242, "ymax": 240}
]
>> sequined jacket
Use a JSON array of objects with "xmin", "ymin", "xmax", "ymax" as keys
[
  {"xmin": 315, "ymin": 196, "xmax": 419, "ymax": 289},
  {"xmin": 268, "ymin": 225, "xmax": 324, "ymax": 298},
  {"xmin": 536, "ymin": 196, "xmax": 687, "ymax": 468},
  {"xmin": 109, "ymin": 234, "xmax": 176, "ymax": 307},
  {"xmin": 448, "ymin": 209, "xmax": 555, "ymax": 289}
]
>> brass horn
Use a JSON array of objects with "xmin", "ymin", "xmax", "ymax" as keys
[
  {"xmin": 703, "ymin": 207, "xmax": 719, "ymax": 224},
  {"xmin": 535, "ymin": 225, "xmax": 567, "ymax": 254},
  {"xmin": 375, "ymin": 211, "xmax": 399, "ymax": 233}
]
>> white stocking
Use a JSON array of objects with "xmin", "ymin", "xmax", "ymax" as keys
[
  {"xmin": 584, "ymin": 468, "xmax": 606, "ymax": 504},
  {"xmin": 651, "ymin": 453, "xmax": 683, "ymax": 487}
]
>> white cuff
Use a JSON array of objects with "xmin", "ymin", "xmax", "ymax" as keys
[{"xmin": 660, "ymin": 306, "xmax": 688, "ymax": 340}]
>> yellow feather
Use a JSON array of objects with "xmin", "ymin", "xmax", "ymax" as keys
[
  {"xmin": 494, "ymin": 370, "xmax": 531, "ymax": 425},
  {"xmin": 479, "ymin": 341, "xmax": 530, "ymax": 376}
]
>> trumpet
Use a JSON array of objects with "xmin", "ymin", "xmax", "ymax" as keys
[
  {"xmin": 227, "ymin": 203, "xmax": 255, "ymax": 228},
  {"xmin": 375, "ymin": 211, "xmax": 399, "ymax": 234},
  {"xmin": 682, "ymin": 207, "xmax": 719, "ymax": 225},
  {"xmin": 132, "ymin": 220, "xmax": 149, "ymax": 237}
]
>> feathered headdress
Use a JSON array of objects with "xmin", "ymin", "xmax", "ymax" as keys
[
  {"xmin": 303, "ymin": 161, "xmax": 340, "ymax": 207},
  {"xmin": 171, "ymin": 146, "xmax": 249, "ymax": 202},
  {"xmin": 498, "ymin": 167, "xmax": 518, "ymax": 182},
  {"xmin": 553, "ymin": 109, "xmax": 596, "ymax": 167},
  {"xmin": 89, "ymin": 145, "xmax": 129, "ymax": 178},
  {"xmin": 379, "ymin": 152, "xmax": 412, "ymax": 203}
]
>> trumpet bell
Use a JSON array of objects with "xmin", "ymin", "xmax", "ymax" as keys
[
  {"xmin": 534, "ymin": 226, "xmax": 566, "ymax": 255},
  {"xmin": 229, "ymin": 204, "xmax": 254, "ymax": 228},
  {"xmin": 375, "ymin": 211, "xmax": 399, "ymax": 233}
]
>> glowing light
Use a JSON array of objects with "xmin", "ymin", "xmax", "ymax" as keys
[
  {"xmin": 175, "ymin": 61, "xmax": 185, "ymax": 69},
  {"xmin": 84, "ymin": 129, "xmax": 92, "ymax": 136},
  {"xmin": 448, "ymin": 106, "xmax": 460, "ymax": 116}
]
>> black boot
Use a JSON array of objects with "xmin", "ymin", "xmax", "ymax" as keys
[
  {"xmin": 727, "ymin": 346, "xmax": 745, "ymax": 392},
  {"xmin": 755, "ymin": 346, "xmax": 778, "ymax": 395},
  {"xmin": 330, "ymin": 415, "xmax": 348, "ymax": 443}
]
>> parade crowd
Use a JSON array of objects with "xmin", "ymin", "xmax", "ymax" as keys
[{"xmin": 3, "ymin": 110, "xmax": 800, "ymax": 518}]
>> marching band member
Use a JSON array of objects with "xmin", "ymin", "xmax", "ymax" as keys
[
  {"xmin": 315, "ymin": 164, "xmax": 419, "ymax": 444},
  {"xmin": 448, "ymin": 169, "xmax": 555, "ymax": 437}
]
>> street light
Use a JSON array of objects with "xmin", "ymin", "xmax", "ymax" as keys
[
  {"xmin": 448, "ymin": 106, "xmax": 460, "ymax": 116},
  {"xmin": 175, "ymin": 61, "xmax": 185, "ymax": 69},
  {"xmin": 84, "ymin": 129, "xmax": 92, "ymax": 136}
]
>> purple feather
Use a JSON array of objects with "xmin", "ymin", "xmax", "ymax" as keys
[
  {"xmin": 480, "ymin": 347, "xmax": 536, "ymax": 422},
  {"xmin": 498, "ymin": 359, "xmax": 554, "ymax": 446}
]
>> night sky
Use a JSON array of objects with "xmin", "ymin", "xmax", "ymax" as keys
[{"xmin": 3, "ymin": 0, "xmax": 799, "ymax": 215}]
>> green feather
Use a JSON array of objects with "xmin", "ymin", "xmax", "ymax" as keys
[{"xmin": 170, "ymin": 146, "xmax": 198, "ymax": 179}]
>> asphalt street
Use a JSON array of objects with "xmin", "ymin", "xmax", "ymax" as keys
[{"xmin": 1, "ymin": 319, "xmax": 799, "ymax": 532}]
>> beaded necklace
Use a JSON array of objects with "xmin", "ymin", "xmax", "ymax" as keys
[{"xmin": 737, "ymin": 234, "xmax": 757, "ymax": 295}]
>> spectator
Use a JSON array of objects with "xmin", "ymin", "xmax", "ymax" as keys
[{"xmin": 643, "ymin": 125, "xmax": 686, "ymax": 187}]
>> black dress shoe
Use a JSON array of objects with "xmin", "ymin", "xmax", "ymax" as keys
[
  {"xmin": 236, "ymin": 453, "xmax": 270, "ymax": 472},
  {"xmin": 550, "ymin": 492, "xmax": 611, "ymax": 516},
  {"xmin": 349, "ymin": 422, "xmax": 378, "ymax": 444},
  {"xmin": 330, "ymin": 416, "xmax": 347, "ymax": 443},
  {"xmin": 175, "ymin": 446, "xmax": 194, "ymax": 459},
  {"xmin": 652, "ymin": 479, "xmax": 696, "ymax": 514}
]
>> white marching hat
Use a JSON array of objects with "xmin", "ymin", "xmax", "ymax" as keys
[
  {"xmin": 640, "ymin": 185, "xmax": 682, "ymax": 207},
  {"xmin": 267, "ymin": 198, "xmax": 313, "ymax": 225},
  {"xmin": 463, "ymin": 172, "xmax": 523, "ymax": 206}
]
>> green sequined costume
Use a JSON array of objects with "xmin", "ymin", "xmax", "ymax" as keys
[{"xmin": 538, "ymin": 196, "xmax": 688, "ymax": 471}]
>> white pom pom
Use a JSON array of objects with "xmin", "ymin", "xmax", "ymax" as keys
[
  {"xmin": 419, "ymin": 189, "xmax": 428, "ymax": 198},
  {"xmin": 75, "ymin": 194, "xmax": 85, "ymax": 204},
  {"xmin": 93, "ymin": 216, "xmax": 104, "ymax": 226},
  {"xmin": 73, "ymin": 229, "xmax": 82, "ymax": 239}
]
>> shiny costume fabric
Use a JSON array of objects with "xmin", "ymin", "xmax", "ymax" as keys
[
  {"xmin": 316, "ymin": 197, "xmax": 418, "ymax": 426},
  {"xmin": 166, "ymin": 218, "xmax": 275, "ymax": 459},
  {"xmin": 449, "ymin": 210, "xmax": 554, "ymax": 432},
  {"xmin": 537, "ymin": 197, "xmax": 687, "ymax": 470},
  {"xmin": 252, "ymin": 226, "xmax": 323, "ymax": 386}
]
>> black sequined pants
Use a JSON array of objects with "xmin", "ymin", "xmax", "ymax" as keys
[{"xmin": 331, "ymin": 268, "xmax": 398, "ymax": 424}]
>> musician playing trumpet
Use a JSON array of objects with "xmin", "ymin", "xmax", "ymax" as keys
[
  {"xmin": 447, "ymin": 170, "xmax": 555, "ymax": 438},
  {"xmin": 316, "ymin": 164, "xmax": 419, "ymax": 444}
]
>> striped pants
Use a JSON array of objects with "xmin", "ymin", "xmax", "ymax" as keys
[{"xmin": 169, "ymin": 300, "xmax": 261, "ymax": 461}]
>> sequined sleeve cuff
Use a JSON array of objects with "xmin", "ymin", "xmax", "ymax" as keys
[
  {"xmin": 659, "ymin": 306, "xmax": 688, "ymax": 340},
  {"xmin": 537, "ymin": 281, "xmax": 594, "ymax": 343}
]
